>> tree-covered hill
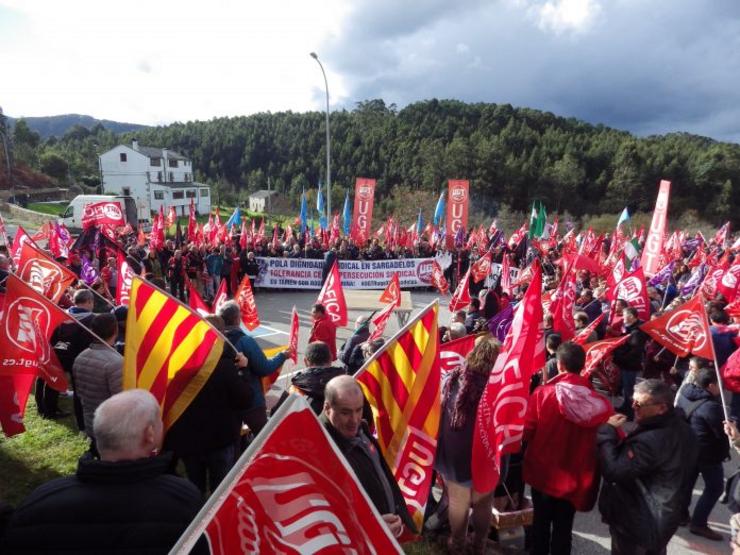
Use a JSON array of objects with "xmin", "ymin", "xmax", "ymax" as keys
[{"xmin": 5, "ymin": 99, "xmax": 740, "ymax": 226}]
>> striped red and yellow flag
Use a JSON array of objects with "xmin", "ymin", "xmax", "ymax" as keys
[
  {"xmin": 123, "ymin": 276, "xmax": 224, "ymax": 430},
  {"xmin": 355, "ymin": 300, "xmax": 440, "ymax": 532}
]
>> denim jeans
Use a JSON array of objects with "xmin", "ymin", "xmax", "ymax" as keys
[
  {"xmin": 182, "ymin": 444, "xmax": 236, "ymax": 496},
  {"xmin": 690, "ymin": 462, "xmax": 724, "ymax": 527}
]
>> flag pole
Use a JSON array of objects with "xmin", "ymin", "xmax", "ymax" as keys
[{"xmin": 77, "ymin": 280, "xmax": 116, "ymax": 309}]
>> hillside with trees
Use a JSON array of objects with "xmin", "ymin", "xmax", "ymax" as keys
[{"xmin": 4, "ymin": 99, "xmax": 740, "ymax": 227}]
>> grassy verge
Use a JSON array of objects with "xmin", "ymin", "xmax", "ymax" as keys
[
  {"xmin": 27, "ymin": 202, "xmax": 68, "ymax": 216},
  {"xmin": 0, "ymin": 396, "xmax": 87, "ymax": 506}
]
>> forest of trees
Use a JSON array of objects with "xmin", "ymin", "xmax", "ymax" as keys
[{"xmin": 5, "ymin": 99, "xmax": 740, "ymax": 228}]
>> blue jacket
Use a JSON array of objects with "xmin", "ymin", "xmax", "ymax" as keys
[
  {"xmin": 205, "ymin": 253, "xmax": 222, "ymax": 277},
  {"xmin": 224, "ymin": 326, "xmax": 286, "ymax": 408}
]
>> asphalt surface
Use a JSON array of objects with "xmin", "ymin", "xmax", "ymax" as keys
[{"xmin": 253, "ymin": 287, "xmax": 734, "ymax": 555}]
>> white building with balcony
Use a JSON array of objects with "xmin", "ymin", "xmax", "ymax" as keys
[{"xmin": 99, "ymin": 139, "xmax": 211, "ymax": 223}]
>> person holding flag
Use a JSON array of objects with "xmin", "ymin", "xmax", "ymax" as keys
[{"xmin": 309, "ymin": 303, "xmax": 338, "ymax": 361}]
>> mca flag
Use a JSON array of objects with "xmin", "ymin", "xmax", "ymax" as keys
[
  {"xmin": 416, "ymin": 209, "xmax": 424, "ymax": 235},
  {"xmin": 299, "ymin": 190, "xmax": 308, "ymax": 233},
  {"xmin": 224, "ymin": 207, "xmax": 242, "ymax": 228},
  {"xmin": 355, "ymin": 300, "xmax": 440, "ymax": 532},
  {"xmin": 123, "ymin": 276, "xmax": 225, "ymax": 430},
  {"xmin": 433, "ymin": 191, "xmax": 446, "ymax": 226}
]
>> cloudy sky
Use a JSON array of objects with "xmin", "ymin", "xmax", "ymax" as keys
[{"xmin": 2, "ymin": 0, "xmax": 739, "ymax": 142}]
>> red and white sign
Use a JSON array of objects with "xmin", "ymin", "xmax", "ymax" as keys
[
  {"xmin": 640, "ymin": 180, "xmax": 671, "ymax": 276},
  {"xmin": 316, "ymin": 261, "xmax": 348, "ymax": 327},
  {"xmin": 446, "ymin": 179, "xmax": 469, "ymax": 249},
  {"xmin": 369, "ymin": 301, "xmax": 395, "ymax": 342},
  {"xmin": 717, "ymin": 263, "xmax": 740, "ymax": 303},
  {"xmin": 640, "ymin": 295, "xmax": 715, "ymax": 360},
  {"xmin": 430, "ymin": 260, "xmax": 449, "ymax": 295},
  {"xmin": 470, "ymin": 252, "xmax": 492, "ymax": 284},
  {"xmin": 449, "ymin": 267, "xmax": 472, "ymax": 312},
  {"xmin": 17, "ymin": 242, "xmax": 78, "ymax": 303},
  {"xmin": 213, "ymin": 279, "xmax": 228, "ymax": 313},
  {"xmin": 288, "ymin": 307, "xmax": 299, "ymax": 364},
  {"xmin": 235, "ymin": 275, "xmax": 260, "ymax": 331},
  {"xmin": 440, "ymin": 333, "xmax": 479, "ymax": 374},
  {"xmin": 82, "ymin": 201, "xmax": 125, "ymax": 229},
  {"xmin": 582, "ymin": 335, "xmax": 629, "ymax": 376},
  {"xmin": 611, "ymin": 267, "xmax": 650, "ymax": 322},
  {"xmin": 116, "ymin": 251, "xmax": 135, "ymax": 306},
  {"xmin": 351, "ymin": 178, "xmax": 376, "ymax": 245},
  {"xmin": 379, "ymin": 272, "xmax": 402, "ymax": 307},
  {"xmin": 170, "ymin": 395, "xmax": 401, "ymax": 555}
]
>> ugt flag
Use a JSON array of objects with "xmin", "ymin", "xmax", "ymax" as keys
[{"xmin": 170, "ymin": 395, "xmax": 401, "ymax": 554}]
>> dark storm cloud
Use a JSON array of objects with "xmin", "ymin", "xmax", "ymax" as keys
[{"xmin": 322, "ymin": 0, "xmax": 740, "ymax": 142}]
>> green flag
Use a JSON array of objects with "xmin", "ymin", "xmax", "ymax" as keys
[{"xmin": 529, "ymin": 201, "xmax": 546, "ymax": 239}]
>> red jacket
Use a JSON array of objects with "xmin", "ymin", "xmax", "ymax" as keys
[
  {"xmin": 309, "ymin": 315, "xmax": 337, "ymax": 361},
  {"xmin": 523, "ymin": 372, "xmax": 613, "ymax": 511}
]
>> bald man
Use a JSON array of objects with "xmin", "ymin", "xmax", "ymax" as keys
[
  {"xmin": 321, "ymin": 375, "xmax": 415, "ymax": 538},
  {"xmin": 2, "ymin": 390, "xmax": 207, "ymax": 554}
]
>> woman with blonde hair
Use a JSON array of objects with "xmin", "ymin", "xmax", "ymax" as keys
[{"xmin": 435, "ymin": 334, "xmax": 501, "ymax": 553}]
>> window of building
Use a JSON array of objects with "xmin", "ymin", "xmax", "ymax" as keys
[
  {"xmin": 150, "ymin": 157, "xmax": 161, "ymax": 166},
  {"xmin": 186, "ymin": 189, "xmax": 196, "ymax": 198},
  {"xmin": 122, "ymin": 187, "xmax": 131, "ymax": 196},
  {"xmin": 157, "ymin": 171, "xmax": 162, "ymax": 182},
  {"xmin": 120, "ymin": 153, "xmax": 127, "ymax": 162},
  {"xmin": 173, "ymin": 191, "xmax": 184, "ymax": 200},
  {"xmin": 154, "ymin": 190, "xmax": 164, "ymax": 200},
  {"xmin": 169, "ymin": 159, "xmax": 179, "ymax": 168},
  {"xmin": 169, "ymin": 172, "xmax": 174, "ymax": 181},
  {"xmin": 200, "ymin": 188, "xmax": 209, "ymax": 197}
]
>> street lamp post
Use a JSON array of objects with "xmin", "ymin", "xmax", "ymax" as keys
[{"xmin": 310, "ymin": 52, "xmax": 331, "ymax": 220}]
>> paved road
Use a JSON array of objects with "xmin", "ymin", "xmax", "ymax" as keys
[{"xmin": 253, "ymin": 288, "xmax": 734, "ymax": 555}]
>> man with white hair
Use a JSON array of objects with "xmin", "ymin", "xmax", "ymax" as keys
[{"xmin": 2, "ymin": 390, "xmax": 207, "ymax": 554}]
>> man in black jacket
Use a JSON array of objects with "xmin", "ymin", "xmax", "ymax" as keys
[
  {"xmin": 2, "ymin": 390, "xmax": 207, "ymax": 554},
  {"xmin": 597, "ymin": 379, "xmax": 698, "ymax": 554},
  {"xmin": 612, "ymin": 306, "xmax": 648, "ymax": 420},
  {"xmin": 321, "ymin": 375, "xmax": 416, "ymax": 539},
  {"xmin": 676, "ymin": 367, "xmax": 728, "ymax": 541}
]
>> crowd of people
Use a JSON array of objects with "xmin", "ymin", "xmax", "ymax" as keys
[{"xmin": 1, "ymin": 217, "xmax": 740, "ymax": 554}]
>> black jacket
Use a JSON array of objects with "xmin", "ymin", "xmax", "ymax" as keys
[
  {"xmin": 676, "ymin": 384, "xmax": 729, "ymax": 465},
  {"xmin": 339, "ymin": 324, "xmax": 370, "ymax": 368},
  {"xmin": 597, "ymin": 410, "xmax": 698, "ymax": 550},
  {"xmin": 612, "ymin": 321, "xmax": 647, "ymax": 373},
  {"xmin": 321, "ymin": 415, "xmax": 417, "ymax": 534},
  {"xmin": 1, "ymin": 453, "xmax": 207, "ymax": 554},
  {"xmin": 164, "ymin": 350, "xmax": 252, "ymax": 457},
  {"xmin": 290, "ymin": 366, "xmax": 346, "ymax": 414}
]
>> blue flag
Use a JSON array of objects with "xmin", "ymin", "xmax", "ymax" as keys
[
  {"xmin": 617, "ymin": 207, "xmax": 630, "ymax": 228},
  {"xmin": 416, "ymin": 209, "xmax": 424, "ymax": 234},
  {"xmin": 342, "ymin": 192, "xmax": 351, "ymax": 236},
  {"xmin": 224, "ymin": 207, "xmax": 241, "ymax": 228},
  {"xmin": 300, "ymin": 190, "xmax": 308, "ymax": 233},
  {"xmin": 317, "ymin": 182, "xmax": 325, "ymax": 214},
  {"xmin": 433, "ymin": 192, "xmax": 446, "ymax": 226}
]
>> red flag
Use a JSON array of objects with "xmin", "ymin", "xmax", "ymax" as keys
[
  {"xmin": 186, "ymin": 277, "xmax": 210, "ymax": 317},
  {"xmin": 288, "ymin": 306, "xmax": 299, "ymax": 364},
  {"xmin": 235, "ymin": 275, "xmax": 260, "ymax": 331},
  {"xmin": 187, "ymin": 199, "xmax": 196, "ymax": 241},
  {"xmin": 379, "ymin": 272, "xmax": 402, "ymax": 307},
  {"xmin": 166, "ymin": 206, "xmax": 177, "ymax": 229},
  {"xmin": 137, "ymin": 227, "xmax": 146, "ymax": 247},
  {"xmin": 440, "ymin": 333, "xmax": 479, "ymax": 374},
  {"xmin": 581, "ymin": 335, "xmax": 630, "ymax": 376},
  {"xmin": 170, "ymin": 396, "xmax": 401, "ymax": 555},
  {"xmin": 431, "ymin": 260, "xmax": 449, "ymax": 295},
  {"xmin": 17, "ymin": 241, "xmax": 78, "ymax": 303},
  {"xmin": 701, "ymin": 265, "xmax": 725, "ymax": 300},
  {"xmin": 500, "ymin": 254, "xmax": 512, "ymax": 295},
  {"xmin": 449, "ymin": 267, "xmax": 472, "ymax": 312},
  {"xmin": 470, "ymin": 251, "xmax": 492, "ymax": 283},
  {"xmin": 0, "ymin": 374, "xmax": 35, "ymax": 437},
  {"xmin": 641, "ymin": 180, "xmax": 671, "ymax": 276},
  {"xmin": 722, "ymin": 348, "xmax": 740, "ymax": 393},
  {"xmin": 573, "ymin": 313, "xmax": 605, "ymax": 346},
  {"xmin": 369, "ymin": 301, "xmax": 395, "ymax": 342},
  {"xmin": 610, "ymin": 266, "xmax": 650, "ymax": 322},
  {"xmin": 10, "ymin": 225, "xmax": 32, "ymax": 266},
  {"xmin": 549, "ymin": 265, "xmax": 577, "ymax": 341},
  {"xmin": 81, "ymin": 201, "xmax": 126, "ymax": 229},
  {"xmin": 472, "ymin": 260, "xmax": 544, "ymax": 493},
  {"xmin": 726, "ymin": 296, "xmax": 740, "ymax": 318},
  {"xmin": 717, "ymin": 263, "xmax": 740, "ymax": 303},
  {"xmin": 639, "ymin": 295, "xmax": 715, "ymax": 360},
  {"xmin": 564, "ymin": 252, "xmax": 602, "ymax": 275},
  {"xmin": 316, "ymin": 261, "xmax": 348, "ymax": 327},
  {"xmin": 213, "ymin": 279, "xmax": 228, "ymax": 313},
  {"xmin": 115, "ymin": 251, "xmax": 135, "ymax": 306}
]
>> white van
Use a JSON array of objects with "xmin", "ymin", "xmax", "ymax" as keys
[{"xmin": 61, "ymin": 195, "xmax": 139, "ymax": 232}]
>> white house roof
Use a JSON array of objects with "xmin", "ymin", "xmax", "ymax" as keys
[
  {"xmin": 135, "ymin": 145, "xmax": 188, "ymax": 160},
  {"xmin": 151, "ymin": 181, "xmax": 209, "ymax": 189},
  {"xmin": 249, "ymin": 189, "xmax": 278, "ymax": 199}
]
